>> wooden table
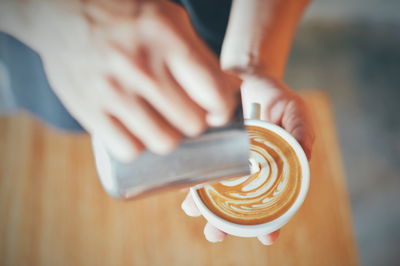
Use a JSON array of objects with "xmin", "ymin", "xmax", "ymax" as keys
[{"xmin": 0, "ymin": 92, "xmax": 358, "ymax": 266}]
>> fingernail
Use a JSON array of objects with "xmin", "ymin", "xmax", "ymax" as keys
[
  {"xmin": 204, "ymin": 223, "xmax": 226, "ymax": 243},
  {"xmin": 258, "ymin": 235, "xmax": 273, "ymax": 246},
  {"xmin": 105, "ymin": 143, "xmax": 137, "ymax": 163},
  {"xmin": 181, "ymin": 198, "xmax": 200, "ymax": 217},
  {"xmin": 206, "ymin": 113, "xmax": 228, "ymax": 127},
  {"xmin": 181, "ymin": 200, "xmax": 192, "ymax": 216},
  {"xmin": 204, "ymin": 232, "xmax": 224, "ymax": 243},
  {"xmin": 206, "ymin": 235, "xmax": 223, "ymax": 243}
]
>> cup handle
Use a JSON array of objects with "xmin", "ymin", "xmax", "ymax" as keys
[{"xmin": 249, "ymin": 103, "xmax": 261, "ymax": 120}]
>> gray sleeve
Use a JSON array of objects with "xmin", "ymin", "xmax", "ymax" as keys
[{"xmin": 0, "ymin": 32, "xmax": 84, "ymax": 131}]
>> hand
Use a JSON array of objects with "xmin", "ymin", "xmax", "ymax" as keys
[
  {"xmin": 19, "ymin": 0, "xmax": 237, "ymax": 161},
  {"xmin": 240, "ymin": 76, "xmax": 314, "ymax": 160},
  {"xmin": 181, "ymin": 75, "xmax": 314, "ymax": 244}
]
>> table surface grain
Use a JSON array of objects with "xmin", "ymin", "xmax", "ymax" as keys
[{"xmin": 0, "ymin": 91, "xmax": 358, "ymax": 266}]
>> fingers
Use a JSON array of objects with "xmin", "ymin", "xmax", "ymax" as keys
[
  {"xmin": 181, "ymin": 193, "xmax": 201, "ymax": 217},
  {"xmin": 204, "ymin": 222, "xmax": 227, "ymax": 243},
  {"xmin": 108, "ymin": 97, "xmax": 182, "ymax": 155},
  {"xmin": 139, "ymin": 65, "xmax": 208, "ymax": 137},
  {"xmin": 92, "ymin": 114, "xmax": 144, "ymax": 162},
  {"xmin": 181, "ymin": 194, "xmax": 227, "ymax": 243},
  {"xmin": 268, "ymin": 99, "xmax": 288, "ymax": 124},
  {"xmin": 181, "ymin": 193, "xmax": 281, "ymax": 245},
  {"xmin": 166, "ymin": 46, "xmax": 237, "ymax": 127},
  {"xmin": 289, "ymin": 121, "xmax": 314, "ymax": 160},
  {"xmin": 101, "ymin": 78, "xmax": 182, "ymax": 155},
  {"xmin": 159, "ymin": 4, "xmax": 238, "ymax": 127},
  {"xmin": 257, "ymin": 230, "xmax": 280, "ymax": 245},
  {"xmin": 280, "ymin": 98, "xmax": 315, "ymax": 160},
  {"xmin": 108, "ymin": 49, "xmax": 208, "ymax": 137},
  {"xmin": 267, "ymin": 94, "xmax": 314, "ymax": 161},
  {"xmin": 50, "ymin": 77, "xmax": 146, "ymax": 162},
  {"xmin": 240, "ymin": 77, "xmax": 284, "ymax": 121}
]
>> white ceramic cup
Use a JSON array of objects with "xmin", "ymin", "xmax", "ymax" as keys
[{"xmin": 190, "ymin": 119, "xmax": 310, "ymax": 237}]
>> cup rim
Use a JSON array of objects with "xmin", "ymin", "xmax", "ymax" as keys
[{"xmin": 190, "ymin": 119, "xmax": 310, "ymax": 237}]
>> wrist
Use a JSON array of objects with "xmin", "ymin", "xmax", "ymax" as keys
[
  {"xmin": 0, "ymin": 0, "xmax": 81, "ymax": 53},
  {"xmin": 221, "ymin": 0, "xmax": 310, "ymax": 82},
  {"xmin": 225, "ymin": 64, "xmax": 283, "ymax": 81},
  {"xmin": 0, "ymin": 0, "xmax": 32, "ymax": 42},
  {"xmin": 228, "ymin": 65, "xmax": 284, "ymax": 83},
  {"xmin": 240, "ymin": 74, "xmax": 293, "ymax": 96}
]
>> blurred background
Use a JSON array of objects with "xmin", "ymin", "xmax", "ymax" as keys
[
  {"xmin": 1, "ymin": 0, "xmax": 399, "ymax": 265},
  {"xmin": 286, "ymin": 0, "xmax": 400, "ymax": 265}
]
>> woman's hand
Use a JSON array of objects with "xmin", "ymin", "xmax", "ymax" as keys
[
  {"xmin": 1, "ymin": 0, "xmax": 238, "ymax": 161},
  {"xmin": 181, "ymin": 75, "xmax": 314, "ymax": 244},
  {"xmin": 240, "ymin": 76, "xmax": 314, "ymax": 159}
]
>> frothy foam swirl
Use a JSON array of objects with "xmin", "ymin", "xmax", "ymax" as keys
[{"xmin": 197, "ymin": 125, "xmax": 302, "ymax": 225}]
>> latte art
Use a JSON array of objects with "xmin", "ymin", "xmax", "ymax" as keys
[{"xmin": 197, "ymin": 125, "xmax": 302, "ymax": 225}]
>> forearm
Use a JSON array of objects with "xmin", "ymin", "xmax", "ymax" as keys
[
  {"xmin": 0, "ymin": 0, "xmax": 81, "ymax": 52},
  {"xmin": 0, "ymin": 0, "xmax": 34, "ymax": 43},
  {"xmin": 0, "ymin": 0, "xmax": 143, "ymax": 53},
  {"xmin": 221, "ymin": 0, "xmax": 310, "ymax": 80}
]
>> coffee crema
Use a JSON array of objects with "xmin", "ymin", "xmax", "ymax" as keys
[{"xmin": 197, "ymin": 125, "xmax": 302, "ymax": 225}]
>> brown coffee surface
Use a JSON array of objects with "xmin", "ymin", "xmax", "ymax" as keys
[{"xmin": 198, "ymin": 125, "xmax": 302, "ymax": 225}]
